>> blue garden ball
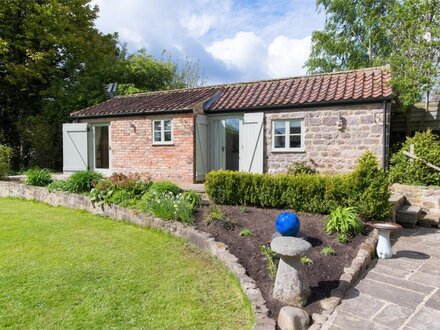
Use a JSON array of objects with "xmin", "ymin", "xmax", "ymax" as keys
[{"xmin": 275, "ymin": 212, "xmax": 300, "ymax": 237}]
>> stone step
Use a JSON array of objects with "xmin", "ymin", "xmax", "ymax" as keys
[
  {"xmin": 418, "ymin": 210, "xmax": 440, "ymax": 228},
  {"xmin": 397, "ymin": 205, "xmax": 422, "ymax": 228},
  {"xmin": 389, "ymin": 193, "xmax": 407, "ymax": 223}
]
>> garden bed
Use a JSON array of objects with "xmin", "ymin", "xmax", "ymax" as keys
[{"xmin": 195, "ymin": 204, "xmax": 370, "ymax": 318}]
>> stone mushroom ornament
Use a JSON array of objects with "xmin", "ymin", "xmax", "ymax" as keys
[
  {"xmin": 370, "ymin": 222, "xmax": 402, "ymax": 259},
  {"xmin": 271, "ymin": 236, "xmax": 312, "ymax": 307}
]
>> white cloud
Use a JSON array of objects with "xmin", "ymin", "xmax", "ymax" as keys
[
  {"xmin": 181, "ymin": 14, "xmax": 216, "ymax": 38},
  {"xmin": 267, "ymin": 35, "xmax": 311, "ymax": 77},
  {"xmin": 206, "ymin": 32, "xmax": 311, "ymax": 80},
  {"xmin": 207, "ymin": 32, "xmax": 267, "ymax": 74},
  {"xmin": 90, "ymin": 0, "xmax": 323, "ymax": 83}
]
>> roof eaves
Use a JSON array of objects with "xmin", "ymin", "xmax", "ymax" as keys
[{"xmin": 70, "ymin": 108, "xmax": 193, "ymax": 119}]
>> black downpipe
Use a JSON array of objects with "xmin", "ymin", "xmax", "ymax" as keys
[{"xmin": 383, "ymin": 100, "xmax": 388, "ymax": 170}]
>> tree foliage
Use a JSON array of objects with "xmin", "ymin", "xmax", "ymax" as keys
[
  {"xmin": 0, "ymin": 1, "xmax": 206, "ymax": 169},
  {"xmin": 306, "ymin": 0, "xmax": 440, "ymax": 110}
]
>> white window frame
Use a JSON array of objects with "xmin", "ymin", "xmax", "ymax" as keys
[
  {"xmin": 271, "ymin": 119, "xmax": 305, "ymax": 152},
  {"xmin": 152, "ymin": 119, "xmax": 173, "ymax": 145}
]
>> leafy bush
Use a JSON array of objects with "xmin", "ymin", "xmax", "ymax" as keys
[
  {"xmin": 25, "ymin": 168, "xmax": 53, "ymax": 187},
  {"xmin": 325, "ymin": 206, "xmax": 363, "ymax": 243},
  {"xmin": 148, "ymin": 181, "xmax": 181, "ymax": 196},
  {"xmin": 0, "ymin": 144, "xmax": 12, "ymax": 179},
  {"xmin": 138, "ymin": 191, "xmax": 194, "ymax": 225},
  {"xmin": 287, "ymin": 161, "xmax": 317, "ymax": 175},
  {"xmin": 181, "ymin": 190, "xmax": 201, "ymax": 210},
  {"xmin": 347, "ymin": 151, "xmax": 391, "ymax": 220},
  {"xmin": 65, "ymin": 170, "xmax": 103, "ymax": 193},
  {"xmin": 205, "ymin": 151, "xmax": 390, "ymax": 220},
  {"xmin": 47, "ymin": 180, "xmax": 69, "ymax": 192},
  {"xmin": 389, "ymin": 130, "xmax": 440, "ymax": 186},
  {"xmin": 109, "ymin": 173, "xmax": 151, "ymax": 195}
]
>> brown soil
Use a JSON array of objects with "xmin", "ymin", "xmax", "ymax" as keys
[{"xmin": 195, "ymin": 204, "xmax": 369, "ymax": 319}]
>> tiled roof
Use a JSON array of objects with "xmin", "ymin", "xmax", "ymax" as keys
[{"xmin": 71, "ymin": 66, "xmax": 392, "ymax": 118}]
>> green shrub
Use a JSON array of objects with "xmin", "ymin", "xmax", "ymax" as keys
[
  {"xmin": 109, "ymin": 173, "xmax": 151, "ymax": 195},
  {"xmin": 149, "ymin": 181, "xmax": 181, "ymax": 196},
  {"xmin": 287, "ymin": 161, "xmax": 317, "ymax": 175},
  {"xmin": 181, "ymin": 190, "xmax": 201, "ymax": 210},
  {"xmin": 348, "ymin": 151, "xmax": 390, "ymax": 220},
  {"xmin": 138, "ymin": 191, "xmax": 194, "ymax": 225},
  {"xmin": 389, "ymin": 130, "xmax": 440, "ymax": 186},
  {"xmin": 205, "ymin": 151, "xmax": 390, "ymax": 220},
  {"xmin": 65, "ymin": 170, "xmax": 103, "ymax": 193},
  {"xmin": 25, "ymin": 168, "xmax": 53, "ymax": 187},
  {"xmin": 325, "ymin": 206, "xmax": 363, "ymax": 243},
  {"xmin": 47, "ymin": 180, "xmax": 69, "ymax": 192},
  {"xmin": 0, "ymin": 144, "xmax": 12, "ymax": 179}
]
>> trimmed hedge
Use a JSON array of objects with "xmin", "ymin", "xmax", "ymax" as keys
[{"xmin": 206, "ymin": 151, "xmax": 390, "ymax": 220}]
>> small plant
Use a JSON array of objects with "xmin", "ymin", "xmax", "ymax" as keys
[
  {"xmin": 204, "ymin": 205, "xmax": 236, "ymax": 230},
  {"xmin": 205, "ymin": 205, "xmax": 224, "ymax": 225},
  {"xmin": 239, "ymin": 206, "xmax": 249, "ymax": 213},
  {"xmin": 325, "ymin": 206, "xmax": 363, "ymax": 243},
  {"xmin": 65, "ymin": 170, "xmax": 103, "ymax": 193},
  {"xmin": 260, "ymin": 245, "xmax": 278, "ymax": 278},
  {"xmin": 47, "ymin": 180, "xmax": 69, "ymax": 192},
  {"xmin": 25, "ymin": 168, "xmax": 53, "ymax": 187},
  {"xmin": 287, "ymin": 161, "xmax": 317, "ymax": 175},
  {"xmin": 148, "ymin": 181, "xmax": 181, "ymax": 196},
  {"xmin": 239, "ymin": 229, "xmax": 253, "ymax": 237},
  {"xmin": 0, "ymin": 144, "xmax": 12, "ymax": 179},
  {"xmin": 181, "ymin": 190, "xmax": 201, "ymax": 210},
  {"xmin": 300, "ymin": 256, "xmax": 314, "ymax": 265},
  {"xmin": 320, "ymin": 247, "xmax": 336, "ymax": 256}
]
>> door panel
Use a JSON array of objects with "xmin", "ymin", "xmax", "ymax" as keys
[
  {"xmin": 240, "ymin": 112, "xmax": 264, "ymax": 173},
  {"xmin": 63, "ymin": 123, "xmax": 89, "ymax": 172},
  {"xmin": 195, "ymin": 114, "xmax": 208, "ymax": 181},
  {"xmin": 91, "ymin": 123, "xmax": 111, "ymax": 175}
]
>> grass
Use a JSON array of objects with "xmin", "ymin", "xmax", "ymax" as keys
[
  {"xmin": 260, "ymin": 245, "xmax": 278, "ymax": 278},
  {"xmin": 0, "ymin": 198, "xmax": 252, "ymax": 329}
]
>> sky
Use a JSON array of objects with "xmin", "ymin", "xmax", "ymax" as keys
[{"xmin": 91, "ymin": 0, "xmax": 325, "ymax": 85}]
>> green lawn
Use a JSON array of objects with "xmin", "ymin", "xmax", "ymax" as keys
[{"xmin": 0, "ymin": 198, "xmax": 252, "ymax": 329}]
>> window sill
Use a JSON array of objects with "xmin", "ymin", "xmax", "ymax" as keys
[
  {"xmin": 271, "ymin": 148, "xmax": 305, "ymax": 153},
  {"xmin": 152, "ymin": 142, "xmax": 174, "ymax": 146}
]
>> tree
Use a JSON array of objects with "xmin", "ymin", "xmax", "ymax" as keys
[
  {"xmin": 116, "ymin": 49, "xmax": 207, "ymax": 96},
  {"xmin": 0, "ymin": 0, "xmax": 121, "ymax": 168},
  {"xmin": 306, "ymin": 0, "xmax": 440, "ymax": 111}
]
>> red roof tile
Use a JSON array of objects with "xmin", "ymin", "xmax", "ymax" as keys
[{"xmin": 71, "ymin": 66, "xmax": 392, "ymax": 118}]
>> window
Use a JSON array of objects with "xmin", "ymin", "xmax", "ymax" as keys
[
  {"xmin": 152, "ymin": 119, "xmax": 173, "ymax": 145},
  {"xmin": 272, "ymin": 119, "xmax": 304, "ymax": 152}
]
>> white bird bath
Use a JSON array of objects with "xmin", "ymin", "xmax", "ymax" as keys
[{"xmin": 370, "ymin": 222, "xmax": 402, "ymax": 259}]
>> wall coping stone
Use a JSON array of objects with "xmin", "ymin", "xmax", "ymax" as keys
[{"xmin": 0, "ymin": 181, "xmax": 275, "ymax": 330}]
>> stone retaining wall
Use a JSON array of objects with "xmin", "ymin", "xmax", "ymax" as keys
[
  {"xmin": 0, "ymin": 181, "xmax": 275, "ymax": 330},
  {"xmin": 391, "ymin": 183, "xmax": 440, "ymax": 212}
]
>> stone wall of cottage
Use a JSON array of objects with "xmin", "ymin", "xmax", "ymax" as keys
[
  {"xmin": 265, "ymin": 102, "xmax": 391, "ymax": 174},
  {"xmin": 81, "ymin": 113, "xmax": 195, "ymax": 183}
]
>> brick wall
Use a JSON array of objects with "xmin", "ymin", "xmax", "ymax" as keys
[
  {"xmin": 82, "ymin": 113, "xmax": 195, "ymax": 183},
  {"xmin": 265, "ymin": 102, "xmax": 390, "ymax": 174}
]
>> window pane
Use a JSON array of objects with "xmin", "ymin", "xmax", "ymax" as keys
[
  {"xmin": 154, "ymin": 131, "xmax": 161, "ymax": 142},
  {"xmin": 164, "ymin": 131, "xmax": 172, "ymax": 142},
  {"xmin": 274, "ymin": 136, "xmax": 285, "ymax": 148},
  {"xmin": 289, "ymin": 135, "xmax": 301, "ymax": 148},
  {"xmin": 154, "ymin": 121, "xmax": 161, "ymax": 131},
  {"xmin": 290, "ymin": 121, "xmax": 301, "ymax": 134},
  {"xmin": 164, "ymin": 120, "xmax": 172, "ymax": 130},
  {"xmin": 274, "ymin": 121, "xmax": 285, "ymax": 135}
]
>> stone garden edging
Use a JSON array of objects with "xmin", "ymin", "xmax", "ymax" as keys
[
  {"xmin": 308, "ymin": 229, "xmax": 379, "ymax": 330},
  {"xmin": 0, "ymin": 181, "xmax": 275, "ymax": 330}
]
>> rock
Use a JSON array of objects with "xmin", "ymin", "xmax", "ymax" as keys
[
  {"xmin": 278, "ymin": 306, "xmax": 310, "ymax": 330},
  {"xmin": 270, "ymin": 236, "xmax": 312, "ymax": 256}
]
